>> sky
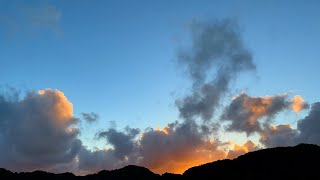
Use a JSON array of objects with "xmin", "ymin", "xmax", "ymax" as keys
[{"xmin": 0, "ymin": 0, "xmax": 320, "ymax": 175}]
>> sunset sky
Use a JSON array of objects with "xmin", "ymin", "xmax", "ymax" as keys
[{"xmin": 1, "ymin": 0, "xmax": 320, "ymax": 175}]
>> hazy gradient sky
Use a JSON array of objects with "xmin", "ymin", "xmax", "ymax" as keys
[{"xmin": 1, "ymin": 0, "xmax": 320, "ymax": 174}]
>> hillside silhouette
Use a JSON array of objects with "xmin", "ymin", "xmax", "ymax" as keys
[{"xmin": 1, "ymin": 144, "xmax": 320, "ymax": 179}]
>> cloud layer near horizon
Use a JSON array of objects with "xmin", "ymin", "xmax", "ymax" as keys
[{"xmin": 0, "ymin": 88, "xmax": 318, "ymax": 175}]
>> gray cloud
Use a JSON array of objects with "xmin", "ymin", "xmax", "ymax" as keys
[
  {"xmin": 258, "ymin": 102, "xmax": 319, "ymax": 148},
  {"xmin": 77, "ymin": 126, "xmax": 141, "ymax": 174},
  {"xmin": 0, "ymin": 89, "xmax": 81, "ymax": 172},
  {"xmin": 138, "ymin": 120, "xmax": 226, "ymax": 174},
  {"xmin": 81, "ymin": 112, "xmax": 99, "ymax": 123},
  {"xmin": 259, "ymin": 124, "xmax": 299, "ymax": 148},
  {"xmin": 97, "ymin": 127, "xmax": 140, "ymax": 160},
  {"xmin": 176, "ymin": 19, "xmax": 255, "ymax": 122},
  {"xmin": 297, "ymin": 102, "xmax": 320, "ymax": 145},
  {"xmin": 78, "ymin": 146, "xmax": 127, "ymax": 174},
  {"xmin": 221, "ymin": 93, "xmax": 309, "ymax": 135},
  {"xmin": 79, "ymin": 120, "xmax": 226, "ymax": 174}
]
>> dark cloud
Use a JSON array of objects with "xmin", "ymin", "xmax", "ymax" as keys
[
  {"xmin": 78, "ymin": 146, "xmax": 126, "ymax": 174},
  {"xmin": 259, "ymin": 124, "xmax": 298, "ymax": 148},
  {"xmin": 297, "ymin": 102, "xmax": 320, "ymax": 145},
  {"xmin": 81, "ymin": 112, "xmax": 99, "ymax": 123},
  {"xmin": 0, "ymin": 89, "xmax": 81, "ymax": 172},
  {"xmin": 176, "ymin": 19, "xmax": 255, "ymax": 122},
  {"xmin": 78, "ymin": 126, "xmax": 141, "ymax": 174},
  {"xmin": 258, "ymin": 102, "xmax": 319, "ymax": 148},
  {"xmin": 221, "ymin": 93, "xmax": 308, "ymax": 135},
  {"xmin": 221, "ymin": 93, "xmax": 290, "ymax": 135},
  {"xmin": 97, "ymin": 127, "xmax": 140, "ymax": 160}
]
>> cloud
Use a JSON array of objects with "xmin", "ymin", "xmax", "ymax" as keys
[
  {"xmin": 221, "ymin": 93, "xmax": 308, "ymax": 135},
  {"xmin": 138, "ymin": 121, "xmax": 226, "ymax": 174},
  {"xmin": 226, "ymin": 140, "xmax": 259, "ymax": 159},
  {"xmin": 292, "ymin": 95, "xmax": 309, "ymax": 113},
  {"xmin": 297, "ymin": 102, "xmax": 320, "ymax": 145},
  {"xmin": 97, "ymin": 127, "xmax": 140, "ymax": 160},
  {"xmin": 0, "ymin": 89, "xmax": 81, "ymax": 172},
  {"xmin": 78, "ymin": 121, "xmax": 226, "ymax": 174},
  {"xmin": 81, "ymin": 112, "xmax": 99, "ymax": 123},
  {"xmin": 77, "ymin": 146, "xmax": 129, "ymax": 174},
  {"xmin": 23, "ymin": 2, "xmax": 61, "ymax": 31},
  {"xmin": 258, "ymin": 102, "xmax": 320, "ymax": 148},
  {"xmin": 78, "ymin": 101, "xmax": 320, "ymax": 174},
  {"xmin": 259, "ymin": 124, "xmax": 299, "ymax": 148},
  {"xmin": 176, "ymin": 19, "xmax": 255, "ymax": 122},
  {"xmin": 0, "ymin": 87, "xmax": 317, "ymax": 175},
  {"xmin": 0, "ymin": 0, "xmax": 61, "ymax": 36},
  {"xmin": 78, "ymin": 126, "xmax": 140, "ymax": 174}
]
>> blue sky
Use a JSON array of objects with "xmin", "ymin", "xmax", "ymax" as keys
[{"xmin": 1, "ymin": 0, "xmax": 320, "ymax": 149}]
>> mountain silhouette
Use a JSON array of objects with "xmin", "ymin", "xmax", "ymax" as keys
[
  {"xmin": 184, "ymin": 143, "xmax": 320, "ymax": 179},
  {"xmin": 1, "ymin": 144, "xmax": 320, "ymax": 179}
]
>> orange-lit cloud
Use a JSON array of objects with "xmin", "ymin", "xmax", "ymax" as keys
[
  {"xmin": 221, "ymin": 93, "xmax": 309, "ymax": 135},
  {"xmin": 243, "ymin": 96, "xmax": 272, "ymax": 125},
  {"xmin": 292, "ymin": 95, "xmax": 308, "ymax": 113},
  {"xmin": 0, "ymin": 89, "xmax": 81, "ymax": 172},
  {"xmin": 222, "ymin": 93, "xmax": 291, "ymax": 134},
  {"xmin": 155, "ymin": 125, "xmax": 170, "ymax": 135},
  {"xmin": 226, "ymin": 141, "xmax": 258, "ymax": 159},
  {"xmin": 137, "ymin": 122, "xmax": 228, "ymax": 174},
  {"xmin": 37, "ymin": 89, "xmax": 74, "ymax": 124}
]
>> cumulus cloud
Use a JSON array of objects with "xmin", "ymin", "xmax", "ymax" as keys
[
  {"xmin": 77, "ymin": 121, "xmax": 226, "ymax": 174},
  {"xmin": 258, "ymin": 102, "xmax": 320, "ymax": 148},
  {"xmin": 221, "ymin": 93, "xmax": 308, "ymax": 135},
  {"xmin": 297, "ymin": 102, "xmax": 320, "ymax": 145},
  {"xmin": 81, "ymin": 112, "xmax": 99, "ymax": 123},
  {"xmin": 138, "ymin": 121, "xmax": 226, "ymax": 174},
  {"xmin": 0, "ymin": 89, "xmax": 81, "ymax": 172},
  {"xmin": 176, "ymin": 19, "xmax": 255, "ymax": 122},
  {"xmin": 226, "ymin": 140, "xmax": 259, "ymax": 159}
]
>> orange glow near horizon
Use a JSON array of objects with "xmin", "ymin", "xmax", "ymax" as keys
[{"xmin": 149, "ymin": 149, "xmax": 227, "ymax": 174}]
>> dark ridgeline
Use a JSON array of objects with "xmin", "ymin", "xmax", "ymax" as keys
[
  {"xmin": 1, "ymin": 144, "xmax": 320, "ymax": 180},
  {"xmin": 184, "ymin": 143, "xmax": 320, "ymax": 179}
]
